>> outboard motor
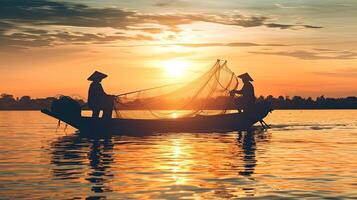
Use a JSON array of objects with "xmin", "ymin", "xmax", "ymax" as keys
[{"xmin": 51, "ymin": 96, "xmax": 81, "ymax": 119}]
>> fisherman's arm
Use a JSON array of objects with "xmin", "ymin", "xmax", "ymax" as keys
[
  {"xmin": 230, "ymin": 89, "xmax": 243, "ymax": 95},
  {"xmin": 98, "ymin": 84, "xmax": 116, "ymax": 98},
  {"xmin": 97, "ymin": 84, "xmax": 109, "ymax": 96}
]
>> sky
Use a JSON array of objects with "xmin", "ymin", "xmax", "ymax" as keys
[{"xmin": 0, "ymin": 0, "xmax": 356, "ymax": 98}]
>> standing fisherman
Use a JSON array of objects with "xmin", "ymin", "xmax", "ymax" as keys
[
  {"xmin": 87, "ymin": 71, "xmax": 115, "ymax": 119},
  {"xmin": 230, "ymin": 73, "xmax": 255, "ymax": 112}
]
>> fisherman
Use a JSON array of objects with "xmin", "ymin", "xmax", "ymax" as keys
[
  {"xmin": 87, "ymin": 71, "xmax": 115, "ymax": 119},
  {"xmin": 230, "ymin": 73, "xmax": 255, "ymax": 112}
]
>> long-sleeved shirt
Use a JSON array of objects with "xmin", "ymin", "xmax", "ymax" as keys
[
  {"xmin": 238, "ymin": 82, "xmax": 255, "ymax": 102},
  {"xmin": 88, "ymin": 82, "xmax": 107, "ymax": 109},
  {"xmin": 233, "ymin": 82, "xmax": 256, "ymax": 105}
]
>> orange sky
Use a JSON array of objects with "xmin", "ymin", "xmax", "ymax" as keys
[{"xmin": 0, "ymin": 0, "xmax": 356, "ymax": 98}]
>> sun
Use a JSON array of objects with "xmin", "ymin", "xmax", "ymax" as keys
[{"xmin": 163, "ymin": 60, "xmax": 188, "ymax": 78}]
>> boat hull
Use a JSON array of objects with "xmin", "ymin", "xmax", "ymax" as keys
[{"xmin": 41, "ymin": 108, "xmax": 270, "ymax": 135}]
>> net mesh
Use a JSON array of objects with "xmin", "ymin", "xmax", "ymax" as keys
[{"xmin": 114, "ymin": 60, "xmax": 239, "ymax": 119}]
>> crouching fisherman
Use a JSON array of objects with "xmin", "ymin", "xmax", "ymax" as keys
[
  {"xmin": 230, "ymin": 73, "xmax": 255, "ymax": 113},
  {"xmin": 87, "ymin": 71, "xmax": 115, "ymax": 119}
]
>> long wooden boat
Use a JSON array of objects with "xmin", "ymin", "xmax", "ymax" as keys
[{"xmin": 41, "ymin": 105, "xmax": 271, "ymax": 135}]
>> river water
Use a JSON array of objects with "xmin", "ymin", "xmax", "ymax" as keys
[{"xmin": 0, "ymin": 110, "xmax": 356, "ymax": 199}]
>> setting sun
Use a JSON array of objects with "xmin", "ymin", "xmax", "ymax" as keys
[{"xmin": 163, "ymin": 60, "xmax": 188, "ymax": 78}]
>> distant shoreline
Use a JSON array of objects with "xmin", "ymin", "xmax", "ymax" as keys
[
  {"xmin": 1, "ymin": 94, "xmax": 356, "ymax": 110},
  {"xmin": 1, "ymin": 108, "xmax": 357, "ymax": 111}
]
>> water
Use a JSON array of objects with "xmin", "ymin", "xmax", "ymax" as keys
[{"xmin": 0, "ymin": 110, "xmax": 357, "ymax": 199}]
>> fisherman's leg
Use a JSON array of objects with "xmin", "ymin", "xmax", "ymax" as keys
[
  {"xmin": 92, "ymin": 109, "xmax": 100, "ymax": 118},
  {"xmin": 243, "ymin": 101, "xmax": 255, "ymax": 113},
  {"xmin": 235, "ymin": 97, "xmax": 244, "ymax": 113},
  {"xmin": 103, "ymin": 107, "xmax": 113, "ymax": 119},
  {"xmin": 103, "ymin": 102, "xmax": 113, "ymax": 119},
  {"xmin": 103, "ymin": 95, "xmax": 114, "ymax": 119}
]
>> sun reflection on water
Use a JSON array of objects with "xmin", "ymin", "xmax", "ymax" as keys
[
  {"xmin": 2, "ymin": 110, "xmax": 357, "ymax": 199},
  {"xmin": 170, "ymin": 138, "xmax": 188, "ymax": 185}
]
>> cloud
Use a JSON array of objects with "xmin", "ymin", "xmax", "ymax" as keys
[
  {"xmin": 275, "ymin": 2, "xmax": 357, "ymax": 11},
  {"xmin": 153, "ymin": 0, "xmax": 189, "ymax": 7},
  {"xmin": 314, "ymin": 68, "xmax": 357, "ymax": 78},
  {"xmin": 0, "ymin": 0, "xmax": 136, "ymax": 29},
  {"xmin": 313, "ymin": 48, "xmax": 338, "ymax": 52},
  {"xmin": 249, "ymin": 49, "xmax": 357, "ymax": 60},
  {"xmin": 131, "ymin": 27, "xmax": 163, "ymax": 34},
  {"xmin": 265, "ymin": 23, "xmax": 322, "ymax": 29},
  {"xmin": 0, "ymin": 21, "xmax": 14, "ymax": 33},
  {"xmin": 0, "ymin": 0, "xmax": 323, "ymax": 49},
  {"xmin": 0, "ymin": 31, "xmax": 154, "ymax": 49},
  {"xmin": 303, "ymin": 25, "xmax": 323, "ymax": 29},
  {"xmin": 275, "ymin": 3, "xmax": 305, "ymax": 9},
  {"xmin": 199, "ymin": 14, "xmax": 267, "ymax": 27},
  {"xmin": 108, "ymin": 42, "xmax": 287, "ymax": 48},
  {"xmin": 172, "ymin": 42, "xmax": 287, "ymax": 47}
]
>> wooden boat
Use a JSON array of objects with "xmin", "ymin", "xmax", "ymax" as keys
[{"xmin": 41, "ymin": 103, "xmax": 271, "ymax": 135}]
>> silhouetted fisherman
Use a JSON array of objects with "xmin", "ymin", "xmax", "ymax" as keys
[
  {"xmin": 230, "ymin": 73, "xmax": 255, "ymax": 112},
  {"xmin": 87, "ymin": 71, "xmax": 114, "ymax": 119}
]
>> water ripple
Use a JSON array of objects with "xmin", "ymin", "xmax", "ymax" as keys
[{"xmin": 0, "ymin": 111, "xmax": 357, "ymax": 199}]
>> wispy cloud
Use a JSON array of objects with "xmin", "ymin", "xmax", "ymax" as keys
[
  {"xmin": 314, "ymin": 67, "xmax": 357, "ymax": 78},
  {"xmin": 250, "ymin": 49, "xmax": 357, "ymax": 60},
  {"xmin": 172, "ymin": 42, "xmax": 287, "ymax": 47},
  {"xmin": 265, "ymin": 23, "xmax": 322, "ymax": 29},
  {"xmin": 275, "ymin": 3, "xmax": 305, "ymax": 9},
  {"xmin": 0, "ymin": 30, "xmax": 153, "ymax": 49},
  {"xmin": 153, "ymin": 0, "xmax": 189, "ymax": 7},
  {"xmin": 107, "ymin": 42, "xmax": 287, "ymax": 48},
  {"xmin": 0, "ymin": 0, "xmax": 323, "ymax": 49}
]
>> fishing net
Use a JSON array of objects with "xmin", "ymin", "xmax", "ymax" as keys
[{"xmin": 114, "ymin": 60, "xmax": 239, "ymax": 119}]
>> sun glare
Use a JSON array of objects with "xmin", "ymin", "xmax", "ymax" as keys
[{"xmin": 163, "ymin": 60, "xmax": 188, "ymax": 78}]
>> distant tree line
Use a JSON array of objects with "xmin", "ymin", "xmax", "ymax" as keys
[
  {"xmin": 0, "ymin": 94, "xmax": 85, "ymax": 110},
  {"xmin": 0, "ymin": 93, "xmax": 356, "ymax": 110},
  {"xmin": 256, "ymin": 95, "xmax": 357, "ymax": 109}
]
